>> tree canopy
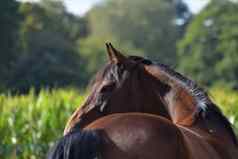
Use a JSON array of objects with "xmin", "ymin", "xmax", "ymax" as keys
[
  {"xmin": 1, "ymin": 0, "xmax": 89, "ymax": 92},
  {"xmin": 1, "ymin": 0, "xmax": 237, "ymax": 92},
  {"xmin": 84, "ymin": 0, "xmax": 181, "ymax": 65},
  {"xmin": 177, "ymin": 0, "xmax": 238, "ymax": 88},
  {"xmin": 0, "ymin": 0, "xmax": 20, "ymax": 88}
]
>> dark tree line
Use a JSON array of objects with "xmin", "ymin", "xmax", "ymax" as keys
[
  {"xmin": 0, "ymin": 0, "xmax": 88, "ymax": 93},
  {"xmin": 0, "ymin": 0, "xmax": 237, "ymax": 93}
]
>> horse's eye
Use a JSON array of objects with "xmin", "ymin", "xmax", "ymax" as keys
[{"xmin": 101, "ymin": 83, "xmax": 115, "ymax": 93}]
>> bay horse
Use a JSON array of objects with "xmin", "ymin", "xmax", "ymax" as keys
[
  {"xmin": 56, "ymin": 43, "xmax": 238, "ymax": 158},
  {"xmin": 48, "ymin": 113, "xmax": 237, "ymax": 159},
  {"xmin": 48, "ymin": 113, "xmax": 190, "ymax": 159},
  {"xmin": 64, "ymin": 43, "xmax": 171, "ymax": 133}
]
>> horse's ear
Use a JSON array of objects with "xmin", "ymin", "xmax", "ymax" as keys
[{"xmin": 106, "ymin": 43, "xmax": 126, "ymax": 64}]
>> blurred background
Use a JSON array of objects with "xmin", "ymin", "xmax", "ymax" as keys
[{"xmin": 0, "ymin": 0, "xmax": 238, "ymax": 158}]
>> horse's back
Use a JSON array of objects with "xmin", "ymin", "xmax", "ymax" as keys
[
  {"xmin": 85, "ymin": 113, "xmax": 234, "ymax": 159},
  {"xmin": 178, "ymin": 126, "xmax": 223, "ymax": 159},
  {"xmin": 86, "ymin": 113, "xmax": 190, "ymax": 159}
]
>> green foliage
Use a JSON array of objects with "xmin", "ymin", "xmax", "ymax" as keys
[
  {"xmin": 0, "ymin": 0, "xmax": 20, "ymax": 86},
  {"xmin": 8, "ymin": 48, "xmax": 86, "ymax": 93},
  {"xmin": 84, "ymin": 0, "xmax": 178, "ymax": 66},
  {"xmin": 19, "ymin": 1, "xmax": 87, "ymax": 53},
  {"xmin": 6, "ymin": 1, "xmax": 89, "ymax": 93},
  {"xmin": 0, "ymin": 88, "xmax": 86, "ymax": 159},
  {"xmin": 177, "ymin": 0, "xmax": 238, "ymax": 87}
]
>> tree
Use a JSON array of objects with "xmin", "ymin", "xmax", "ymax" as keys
[
  {"xmin": 19, "ymin": 1, "xmax": 87, "ymax": 54},
  {"xmin": 8, "ymin": 47, "xmax": 85, "ymax": 93},
  {"xmin": 83, "ymin": 0, "xmax": 180, "ymax": 67},
  {"xmin": 177, "ymin": 0, "xmax": 238, "ymax": 88},
  {"xmin": 175, "ymin": 0, "xmax": 192, "ymax": 37},
  {"xmin": 8, "ymin": 1, "xmax": 88, "ymax": 92},
  {"xmin": 0, "ymin": 0, "xmax": 20, "ymax": 88}
]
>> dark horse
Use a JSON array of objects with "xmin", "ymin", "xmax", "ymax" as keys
[
  {"xmin": 49, "ymin": 43, "xmax": 238, "ymax": 159},
  {"xmin": 49, "ymin": 113, "xmax": 190, "ymax": 159},
  {"xmin": 49, "ymin": 113, "xmax": 237, "ymax": 159}
]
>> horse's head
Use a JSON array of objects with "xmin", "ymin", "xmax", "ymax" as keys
[{"xmin": 64, "ymin": 43, "xmax": 170, "ymax": 134}]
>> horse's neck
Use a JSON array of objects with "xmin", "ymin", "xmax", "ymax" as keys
[
  {"xmin": 164, "ymin": 87, "xmax": 237, "ymax": 145},
  {"xmin": 144, "ymin": 64, "xmax": 237, "ymax": 146},
  {"xmin": 189, "ymin": 118, "xmax": 238, "ymax": 150},
  {"xmin": 163, "ymin": 86, "xmax": 236, "ymax": 144},
  {"xmin": 163, "ymin": 86, "xmax": 198, "ymax": 126},
  {"xmin": 136, "ymin": 73, "xmax": 171, "ymax": 119}
]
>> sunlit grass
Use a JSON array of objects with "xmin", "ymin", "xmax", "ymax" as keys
[{"xmin": 0, "ymin": 88, "xmax": 86, "ymax": 159}]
